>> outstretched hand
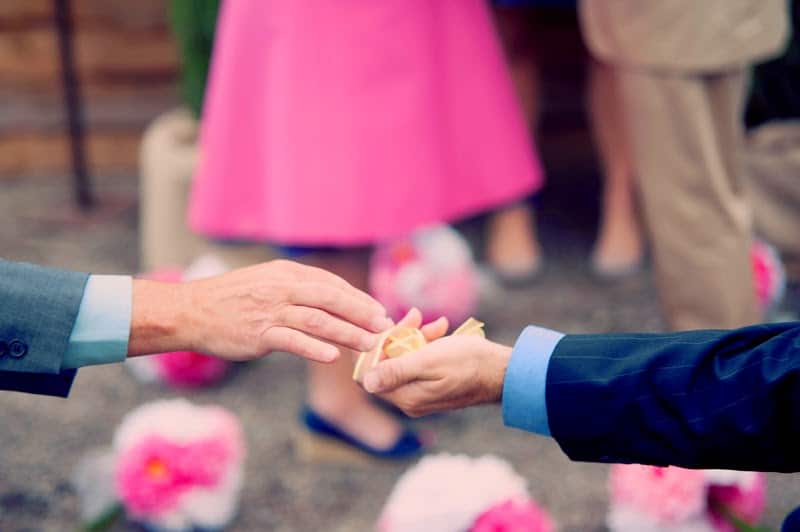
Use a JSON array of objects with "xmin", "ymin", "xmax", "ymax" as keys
[
  {"xmin": 129, "ymin": 259, "xmax": 393, "ymax": 363},
  {"xmin": 361, "ymin": 317, "xmax": 512, "ymax": 417}
]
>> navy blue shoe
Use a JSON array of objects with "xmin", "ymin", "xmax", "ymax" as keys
[
  {"xmin": 296, "ymin": 406, "xmax": 424, "ymax": 463},
  {"xmin": 783, "ymin": 506, "xmax": 800, "ymax": 532}
]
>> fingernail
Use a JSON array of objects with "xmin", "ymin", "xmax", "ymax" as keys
[
  {"xmin": 322, "ymin": 347, "xmax": 339, "ymax": 362},
  {"xmin": 363, "ymin": 373, "xmax": 380, "ymax": 393},
  {"xmin": 372, "ymin": 316, "xmax": 394, "ymax": 331},
  {"xmin": 360, "ymin": 334, "xmax": 377, "ymax": 351}
]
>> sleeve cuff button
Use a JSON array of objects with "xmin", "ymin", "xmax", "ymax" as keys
[{"xmin": 9, "ymin": 340, "xmax": 27, "ymax": 358}]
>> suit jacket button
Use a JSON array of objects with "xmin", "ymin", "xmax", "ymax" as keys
[
  {"xmin": 0, "ymin": 341, "xmax": 6, "ymax": 357},
  {"xmin": 9, "ymin": 340, "xmax": 27, "ymax": 358}
]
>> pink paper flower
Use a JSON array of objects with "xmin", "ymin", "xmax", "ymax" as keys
[
  {"xmin": 116, "ymin": 434, "xmax": 230, "ymax": 515},
  {"xmin": 470, "ymin": 497, "xmax": 555, "ymax": 532},
  {"xmin": 608, "ymin": 467, "xmax": 768, "ymax": 532},
  {"xmin": 370, "ymin": 225, "xmax": 478, "ymax": 324},
  {"xmin": 609, "ymin": 465, "xmax": 708, "ymax": 524},
  {"xmin": 153, "ymin": 350, "xmax": 228, "ymax": 388},
  {"xmin": 145, "ymin": 266, "xmax": 184, "ymax": 284},
  {"xmin": 707, "ymin": 473, "xmax": 766, "ymax": 532},
  {"xmin": 114, "ymin": 399, "xmax": 245, "ymax": 531},
  {"xmin": 752, "ymin": 239, "xmax": 786, "ymax": 311}
]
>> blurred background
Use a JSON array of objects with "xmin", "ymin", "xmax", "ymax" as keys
[
  {"xmin": 2, "ymin": 0, "xmax": 176, "ymax": 179},
  {"xmin": 1, "ymin": 1, "xmax": 799, "ymax": 530}
]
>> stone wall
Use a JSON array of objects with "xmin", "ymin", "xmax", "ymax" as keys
[{"xmin": 0, "ymin": 0, "xmax": 181, "ymax": 178}]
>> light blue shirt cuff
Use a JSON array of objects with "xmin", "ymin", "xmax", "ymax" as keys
[
  {"xmin": 502, "ymin": 325, "xmax": 564, "ymax": 436},
  {"xmin": 62, "ymin": 275, "xmax": 132, "ymax": 369}
]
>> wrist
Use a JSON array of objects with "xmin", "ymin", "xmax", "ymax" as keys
[
  {"xmin": 487, "ymin": 341, "xmax": 512, "ymax": 403},
  {"xmin": 128, "ymin": 279, "xmax": 191, "ymax": 356}
]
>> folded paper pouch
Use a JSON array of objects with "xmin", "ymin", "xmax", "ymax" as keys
[{"xmin": 352, "ymin": 318, "xmax": 485, "ymax": 383}]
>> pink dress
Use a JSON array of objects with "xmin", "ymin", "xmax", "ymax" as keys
[{"xmin": 189, "ymin": 0, "xmax": 544, "ymax": 246}]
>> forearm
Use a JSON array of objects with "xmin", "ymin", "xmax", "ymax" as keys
[
  {"xmin": 127, "ymin": 279, "xmax": 192, "ymax": 357},
  {"xmin": 547, "ymin": 323, "xmax": 800, "ymax": 472}
]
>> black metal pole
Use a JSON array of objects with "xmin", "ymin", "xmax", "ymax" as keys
[{"xmin": 54, "ymin": 0, "xmax": 94, "ymax": 210}]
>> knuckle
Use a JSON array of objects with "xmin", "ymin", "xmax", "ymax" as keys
[
  {"xmin": 267, "ymin": 305, "xmax": 288, "ymax": 326},
  {"xmin": 398, "ymin": 399, "xmax": 414, "ymax": 415},
  {"xmin": 320, "ymin": 293, "xmax": 338, "ymax": 309},
  {"xmin": 398, "ymin": 396, "xmax": 420, "ymax": 417},
  {"xmin": 384, "ymin": 365, "xmax": 401, "ymax": 387},
  {"xmin": 273, "ymin": 259, "xmax": 301, "ymax": 278},
  {"xmin": 272, "ymin": 258, "xmax": 292, "ymax": 269},
  {"xmin": 303, "ymin": 310, "xmax": 326, "ymax": 331},
  {"xmin": 430, "ymin": 379, "xmax": 447, "ymax": 394},
  {"xmin": 256, "ymin": 328, "xmax": 276, "ymax": 355},
  {"xmin": 314, "ymin": 285, "xmax": 339, "ymax": 307},
  {"xmin": 406, "ymin": 406, "xmax": 424, "ymax": 418},
  {"xmin": 307, "ymin": 264, "xmax": 328, "ymax": 278}
]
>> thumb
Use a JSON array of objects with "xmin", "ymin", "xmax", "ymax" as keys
[
  {"xmin": 363, "ymin": 357, "xmax": 417, "ymax": 394},
  {"xmin": 421, "ymin": 316, "xmax": 449, "ymax": 341}
]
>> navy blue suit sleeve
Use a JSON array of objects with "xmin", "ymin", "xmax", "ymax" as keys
[
  {"xmin": 0, "ymin": 259, "xmax": 89, "ymax": 396},
  {"xmin": 546, "ymin": 322, "xmax": 800, "ymax": 472},
  {"xmin": 0, "ymin": 369, "xmax": 77, "ymax": 397}
]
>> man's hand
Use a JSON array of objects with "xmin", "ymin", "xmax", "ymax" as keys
[
  {"xmin": 362, "ymin": 333, "xmax": 512, "ymax": 417},
  {"xmin": 129, "ymin": 260, "xmax": 393, "ymax": 363}
]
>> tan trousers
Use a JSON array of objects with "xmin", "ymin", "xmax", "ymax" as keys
[
  {"xmin": 616, "ymin": 67, "xmax": 760, "ymax": 330},
  {"xmin": 747, "ymin": 122, "xmax": 800, "ymax": 279}
]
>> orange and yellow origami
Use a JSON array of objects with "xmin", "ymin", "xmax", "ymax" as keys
[{"xmin": 353, "ymin": 317, "xmax": 485, "ymax": 383}]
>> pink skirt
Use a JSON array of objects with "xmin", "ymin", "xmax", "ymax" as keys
[{"xmin": 189, "ymin": 0, "xmax": 544, "ymax": 246}]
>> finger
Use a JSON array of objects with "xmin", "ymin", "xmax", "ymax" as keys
[
  {"xmin": 396, "ymin": 307, "xmax": 423, "ymax": 329},
  {"xmin": 279, "ymin": 305, "xmax": 378, "ymax": 352},
  {"xmin": 383, "ymin": 398, "xmax": 440, "ymax": 418},
  {"xmin": 262, "ymin": 326, "xmax": 340, "ymax": 363},
  {"xmin": 302, "ymin": 264, "xmax": 388, "ymax": 312},
  {"xmin": 291, "ymin": 282, "xmax": 393, "ymax": 333},
  {"xmin": 420, "ymin": 316, "xmax": 449, "ymax": 341},
  {"xmin": 362, "ymin": 354, "xmax": 427, "ymax": 394},
  {"xmin": 378, "ymin": 383, "xmax": 453, "ymax": 418},
  {"xmin": 378, "ymin": 389, "xmax": 428, "ymax": 418}
]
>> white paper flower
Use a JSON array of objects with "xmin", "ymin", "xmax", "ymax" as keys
[{"xmin": 378, "ymin": 453, "xmax": 531, "ymax": 532}]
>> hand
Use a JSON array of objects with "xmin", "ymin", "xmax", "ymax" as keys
[
  {"xmin": 361, "ymin": 329, "xmax": 512, "ymax": 418},
  {"xmin": 129, "ymin": 259, "xmax": 393, "ymax": 363}
]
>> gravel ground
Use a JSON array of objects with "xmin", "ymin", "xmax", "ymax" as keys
[{"xmin": 0, "ymin": 171, "xmax": 797, "ymax": 532}]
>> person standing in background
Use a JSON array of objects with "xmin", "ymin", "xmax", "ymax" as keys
[
  {"xmin": 492, "ymin": 0, "xmax": 645, "ymax": 279},
  {"xmin": 189, "ymin": 0, "xmax": 544, "ymax": 462},
  {"xmin": 579, "ymin": 0, "xmax": 789, "ymax": 330}
]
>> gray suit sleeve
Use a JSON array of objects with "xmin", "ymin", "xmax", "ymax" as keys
[{"xmin": 0, "ymin": 259, "xmax": 89, "ymax": 380}]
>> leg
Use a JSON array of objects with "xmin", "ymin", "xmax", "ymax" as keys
[
  {"xmin": 485, "ymin": 201, "xmax": 542, "ymax": 281},
  {"xmin": 486, "ymin": 7, "xmax": 542, "ymax": 281},
  {"xmin": 302, "ymin": 250, "xmax": 405, "ymax": 451},
  {"xmin": 587, "ymin": 59, "xmax": 644, "ymax": 276},
  {"xmin": 618, "ymin": 68, "xmax": 760, "ymax": 329},
  {"xmin": 492, "ymin": 6, "xmax": 541, "ymax": 130}
]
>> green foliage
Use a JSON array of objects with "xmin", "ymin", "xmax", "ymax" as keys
[
  {"xmin": 78, "ymin": 503, "xmax": 124, "ymax": 532},
  {"xmin": 169, "ymin": 0, "xmax": 221, "ymax": 117}
]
